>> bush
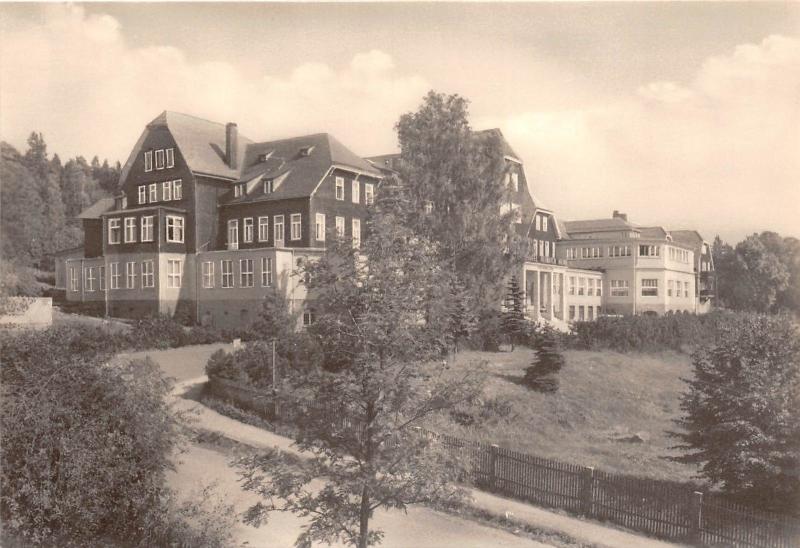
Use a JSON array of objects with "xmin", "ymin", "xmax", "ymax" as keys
[
  {"xmin": 470, "ymin": 309, "xmax": 504, "ymax": 351},
  {"xmin": 205, "ymin": 342, "xmax": 278, "ymax": 389},
  {"xmin": 523, "ymin": 326, "xmax": 565, "ymax": 392}
]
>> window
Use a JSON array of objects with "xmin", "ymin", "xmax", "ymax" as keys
[
  {"xmin": 569, "ymin": 276, "xmax": 575, "ymax": 295},
  {"xmin": 108, "ymin": 218, "xmax": 121, "ymax": 244},
  {"xmin": 243, "ymin": 218, "xmax": 254, "ymax": 243},
  {"xmin": 352, "ymin": 218, "xmax": 361, "ymax": 249},
  {"xmin": 258, "ymin": 216, "xmax": 269, "ymax": 242},
  {"xmin": 315, "ymin": 213, "xmax": 326, "ymax": 241},
  {"xmin": 588, "ymin": 278, "xmax": 594, "ymax": 296},
  {"xmin": 227, "ymin": 219, "xmax": 239, "ymax": 246},
  {"xmin": 234, "ymin": 184, "xmax": 244, "ymax": 198},
  {"xmin": 166, "ymin": 215, "xmax": 184, "ymax": 243},
  {"xmin": 149, "ymin": 183, "xmax": 158, "ymax": 202},
  {"xmin": 668, "ymin": 279, "xmax": 674, "ymax": 297},
  {"xmin": 239, "ymin": 259, "xmax": 254, "ymax": 287},
  {"xmin": 642, "ymin": 279, "xmax": 658, "ymax": 297},
  {"xmin": 579, "ymin": 305, "xmax": 585, "ymax": 321},
  {"xmin": 202, "ymin": 261, "xmax": 214, "ymax": 288},
  {"xmin": 138, "ymin": 185, "xmax": 147, "ymax": 204},
  {"xmin": 85, "ymin": 267, "xmax": 95, "ymax": 292},
  {"xmin": 274, "ymin": 215, "xmax": 284, "ymax": 242},
  {"xmin": 69, "ymin": 267, "xmax": 78, "ymax": 292},
  {"xmin": 173, "ymin": 179, "xmax": 182, "ymax": 200},
  {"xmin": 261, "ymin": 257, "xmax": 272, "ymax": 287},
  {"xmin": 144, "ymin": 150, "xmax": 153, "ymax": 172},
  {"xmin": 221, "ymin": 260, "xmax": 234, "ymax": 288},
  {"xmin": 365, "ymin": 183, "xmax": 374, "ymax": 205},
  {"xmin": 610, "ymin": 280, "xmax": 629, "ymax": 297},
  {"xmin": 98, "ymin": 266, "xmax": 106, "ymax": 291},
  {"xmin": 639, "ymin": 245, "xmax": 660, "ymax": 257},
  {"xmin": 335, "ymin": 216, "xmax": 345, "ymax": 238},
  {"xmin": 684, "ymin": 281, "xmax": 690, "ymax": 298},
  {"xmin": 126, "ymin": 262, "xmax": 136, "ymax": 289},
  {"xmin": 162, "ymin": 181, "xmax": 172, "ymax": 201},
  {"xmin": 335, "ymin": 176, "xmax": 345, "ymax": 200},
  {"xmin": 352, "ymin": 180, "xmax": 360, "ymax": 203},
  {"xmin": 142, "ymin": 260, "xmax": 154, "ymax": 288},
  {"xmin": 538, "ymin": 240, "xmax": 544, "ymax": 258},
  {"xmin": 535, "ymin": 215, "xmax": 541, "ymax": 231},
  {"xmin": 141, "ymin": 216, "xmax": 154, "ymax": 242},
  {"xmin": 110, "ymin": 263, "xmax": 120, "ymax": 289},
  {"xmin": 155, "ymin": 149, "xmax": 165, "ymax": 170},
  {"xmin": 424, "ymin": 200, "xmax": 434, "ymax": 214},
  {"xmin": 588, "ymin": 306, "xmax": 594, "ymax": 321},
  {"xmin": 569, "ymin": 305, "xmax": 576, "ymax": 320},
  {"xmin": 596, "ymin": 280, "xmax": 602, "ymax": 297},
  {"xmin": 544, "ymin": 241, "xmax": 550, "ymax": 257},
  {"xmin": 263, "ymin": 179, "xmax": 274, "ymax": 194},
  {"xmin": 510, "ymin": 172, "xmax": 519, "ymax": 192},
  {"xmin": 290, "ymin": 213, "xmax": 302, "ymax": 241},
  {"xmin": 578, "ymin": 278, "xmax": 586, "ymax": 296},
  {"xmin": 166, "ymin": 148, "xmax": 174, "ymax": 168},
  {"xmin": 303, "ymin": 311, "xmax": 315, "ymax": 327},
  {"xmin": 542, "ymin": 216, "xmax": 548, "ymax": 231},
  {"xmin": 124, "ymin": 217, "xmax": 137, "ymax": 243},
  {"xmin": 166, "ymin": 259, "xmax": 182, "ymax": 288}
]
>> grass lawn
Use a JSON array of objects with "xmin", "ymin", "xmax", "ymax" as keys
[{"xmin": 426, "ymin": 347, "xmax": 702, "ymax": 484}]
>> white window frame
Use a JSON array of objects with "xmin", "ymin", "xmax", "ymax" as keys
[
  {"xmin": 258, "ymin": 216, "xmax": 269, "ymax": 242},
  {"xmin": 352, "ymin": 218, "xmax": 361, "ymax": 249},
  {"xmin": 173, "ymin": 179, "xmax": 182, "ymax": 200},
  {"xmin": 352, "ymin": 180, "xmax": 360, "ymax": 203},
  {"xmin": 85, "ymin": 267, "xmax": 95, "ymax": 292},
  {"xmin": 642, "ymin": 279, "xmax": 659, "ymax": 297},
  {"xmin": 611, "ymin": 280, "xmax": 629, "ymax": 297},
  {"xmin": 365, "ymin": 183, "xmax": 374, "ymax": 205},
  {"xmin": 335, "ymin": 216, "xmax": 345, "ymax": 238},
  {"xmin": 290, "ymin": 213, "xmax": 302, "ymax": 241},
  {"xmin": 126, "ymin": 262, "xmax": 136, "ymax": 289},
  {"xmin": 227, "ymin": 219, "xmax": 239, "ymax": 246},
  {"xmin": 141, "ymin": 216, "xmax": 154, "ymax": 242},
  {"xmin": 261, "ymin": 257, "xmax": 272, "ymax": 287},
  {"xmin": 149, "ymin": 183, "xmax": 158, "ymax": 202},
  {"xmin": 315, "ymin": 213, "xmax": 326, "ymax": 242},
  {"xmin": 69, "ymin": 267, "xmax": 78, "ymax": 292},
  {"xmin": 335, "ymin": 176, "xmax": 345, "ymax": 200},
  {"xmin": 155, "ymin": 149, "xmax": 165, "ymax": 170},
  {"xmin": 124, "ymin": 217, "xmax": 137, "ymax": 243},
  {"xmin": 202, "ymin": 261, "xmax": 214, "ymax": 288},
  {"xmin": 243, "ymin": 217, "xmax": 254, "ymax": 243},
  {"xmin": 274, "ymin": 215, "xmax": 284, "ymax": 242},
  {"xmin": 108, "ymin": 218, "xmax": 121, "ymax": 244},
  {"xmin": 166, "ymin": 215, "xmax": 184, "ymax": 243},
  {"xmin": 166, "ymin": 259, "xmax": 182, "ymax": 288},
  {"xmin": 543, "ymin": 216, "xmax": 548, "ymax": 231},
  {"xmin": 162, "ymin": 181, "xmax": 172, "ymax": 201},
  {"xmin": 234, "ymin": 184, "xmax": 243, "ymax": 198},
  {"xmin": 240, "ymin": 258, "xmax": 254, "ymax": 287},
  {"xmin": 578, "ymin": 277, "xmax": 586, "ymax": 296},
  {"xmin": 98, "ymin": 266, "xmax": 106, "ymax": 291},
  {"xmin": 221, "ymin": 260, "xmax": 234, "ymax": 288},
  {"xmin": 138, "ymin": 185, "xmax": 147, "ymax": 205},
  {"xmin": 144, "ymin": 150, "xmax": 153, "ymax": 172},
  {"xmin": 511, "ymin": 172, "xmax": 519, "ymax": 192},
  {"xmin": 166, "ymin": 148, "xmax": 175, "ymax": 168},
  {"xmin": 303, "ymin": 311, "xmax": 314, "ymax": 327},
  {"xmin": 142, "ymin": 260, "xmax": 155, "ymax": 288},
  {"xmin": 110, "ymin": 262, "xmax": 120, "ymax": 290}
]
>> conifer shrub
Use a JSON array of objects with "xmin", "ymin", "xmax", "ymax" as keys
[{"xmin": 523, "ymin": 326, "xmax": 565, "ymax": 392}]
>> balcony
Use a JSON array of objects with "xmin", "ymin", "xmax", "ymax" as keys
[
  {"xmin": 227, "ymin": 242, "xmax": 239, "ymax": 251},
  {"xmin": 526, "ymin": 254, "xmax": 566, "ymax": 266}
]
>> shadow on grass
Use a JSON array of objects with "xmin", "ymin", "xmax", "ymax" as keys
[{"xmin": 493, "ymin": 372, "xmax": 532, "ymax": 389}]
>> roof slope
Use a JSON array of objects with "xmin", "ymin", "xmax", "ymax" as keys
[
  {"xmin": 563, "ymin": 217, "xmax": 636, "ymax": 234},
  {"xmin": 77, "ymin": 197, "xmax": 115, "ymax": 219},
  {"xmin": 670, "ymin": 230, "xmax": 704, "ymax": 246}
]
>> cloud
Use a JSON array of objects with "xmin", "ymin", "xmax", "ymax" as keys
[
  {"xmin": 481, "ymin": 34, "xmax": 800, "ymax": 242},
  {"xmin": 0, "ymin": 5, "xmax": 427, "ymax": 162}
]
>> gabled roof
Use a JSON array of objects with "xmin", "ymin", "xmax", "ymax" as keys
[
  {"xmin": 637, "ymin": 226, "xmax": 669, "ymax": 239},
  {"xmin": 563, "ymin": 217, "xmax": 637, "ymax": 234},
  {"xmin": 670, "ymin": 230, "xmax": 704, "ymax": 246},
  {"xmin": 222, "ymin": 133, "xmax": 381, "ymax": 205},
  {"xmin": 474, "ymin": 128, "xmax": 520, "ymax": 160},
  {"xmin": 77, "ymin": 198, "xmax": 115, "ymax": 219}
]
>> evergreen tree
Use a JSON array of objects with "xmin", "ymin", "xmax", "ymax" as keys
[
  {"xmin": 446, "ymin": 277, "xmax": 476, "ymax": 353},
  {"xmin": 501, "ymin": 275, "xmax": 525, "ymax": 350},
  {"xmin": 523, "ymin": 326, "xmax": 565, "ymax": 392},
  {"xmin": 1, "ymin": 143, "xmax": 47, "ymax": 266}
]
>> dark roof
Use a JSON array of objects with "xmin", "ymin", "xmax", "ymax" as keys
[
  {"xmin": 77, "ymin": 198, "xmax": 115, "ymax": 219},
  {"xmin": 474, "ymin": 128, "xmax": 520, "ymax": 160},
  {"xmin": 670, "ymin": 230, "xmax": 704, "ymax": 246},
  {"xmin": 222, "ymin": 133, "xmax": 381, "ymax": 205},
  {"xmin": 563, "ymin": 217, "xmax": 636, "ymax": 234},
  {"xmin": 637, "ymin": 226, "xmax": 669, "ymax": 239}
]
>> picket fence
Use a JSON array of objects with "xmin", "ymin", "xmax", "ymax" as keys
[{"xmin": 207, "ymin": 376, "xmax": 800, "ymax": 548}]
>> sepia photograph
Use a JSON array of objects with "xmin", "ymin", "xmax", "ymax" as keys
[{"xmin": 1, "ymin": 2, "xmax": 798, "ymax": 547}]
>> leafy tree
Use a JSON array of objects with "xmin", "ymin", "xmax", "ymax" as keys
[
  {"xmin": 523, "ymin": 326, "xmax": 565, "ymax": 392},
  {"xmin": 446, "ymin": 277, "xmax": 477, "ymax": 354},
  {"xmin": 236, "ymin": 193, "xmax": 484, "ymax": 548},
  {"xmin": 395, "ymin": 91, "xmax": 525, "ymax": 310},
  {"xmin": 671, "ymin": 314, "xmax": 800, "ymax": 512},
  {"xmin": 501, "ymin": 275, "xmax": 526, "ymax": 350}
]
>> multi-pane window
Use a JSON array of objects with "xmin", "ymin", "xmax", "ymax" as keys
[
  {"xmin": 155, "ymin": 149, "xmax": 165, "ymax": 170},
  {"xmin": 578, "ymin": 277, "xmax": 586, "ymax": 296},
  {"xmin": 588, "ymin": 306, "xmax": 594, "ymax": 321},
  {"xmin": 166, "ymin": 215, "xmax": 184, "ymax": 243},
  {"xmin": 166, "ymin": 259, "xmax": 181, "ymax": 288},
  {"xmin": 668, "ymin": 279, "xmax": 674, "ymax": 297},
  {"xmin": 315, "ymin": 213, "xmax": 326, "ymax": 241},
  {"xmin": 258, "ymin": 216, "xmax": 269, "ymax": 242},
  {"xmin": 290, "ymin": 214, "xmax": 302, "ymax": 241},
  {"xmin": 166, "ymin": 148, "xmax": 175, "ymax": 168},
  {"xmin": 227, "ymin": 219, "xmax": 239, "ymax": 246},
  {"xmin": 596, "ymin": 280, "xmax": 602, "ymax": 297},
  {"xmin": 263, "ymin": 179, "xmax": 274, "ymax": 194},
  {"xmin": 173, "ymin": 179, "xmax": 182, "ymax": 200},
  {"xmin": 110, "ymin": 262, "xmax": 120, "ymax": 289},
  {"xmin": 335, "ymin": 216, "xmax": 345, "ymax": 238},
  {"xmin": 569, "ymin": 305, "xmax": 576, "ymax": 320},
  {"xmin": 609, "ymin": 245, "xmax": 631, "ymax": 257},
  {"xmin": 234, "ymin": 184, "xmax": 244, "ymax": 198},
  {"xmin": 108, "ymin": 218, "xmax": 121, "ymax": 244},
  {"xmin": 141, "ymin": 216, "xmax": 154, "ymax": 242},
  {"xmin": 274, "ymin": 215, "xmax": 284, "ymax": 242},
  {"xmin": 424, "ymin": 201, "xmax": 434, "ymax": 214},
  {"xmin": 98, "ymin": 266, "xmax": 106, "ymax": 291},
  {"xmin": 579, "ymin": 305, "xmax": 585, "ymax": 321},
  {"xmin": 243, "ymin": 218, "xmax": 254, "ymax": 243},
  {"xmin": 352, "ymin": 218, "xmax": 361, "ymax": 249},
  {"xmin": 303, "ymin": 311, "xmax": 315, "ymax": 327},
  {"xmin": 162, "ymin": 181, "xmax": 172, "ymax": 201},
  {"xmin": 543, "ymin": 216, "xmax": 548, "ymax": 231},
  {"xmin": 149, "ymin": 183, "xmax": 158, "ymax": 202},
  {"xmin": 588, "ymin": 278, "xmax": 595, "ymax": 296},
  {"xmin": 335, "ymin": 177, "xmax": 345, "ymax": 200},
  {"xmin": 610, "ymin": 280, "xmax": 629, "ymax": 297},
  {"xmin": 138, "ymin": 185, "xmax": 147, "ymax": 204},
  {"xmin": 126, "ymin": 262, "xmax": 136, "ymax": 289},
  {"xmin": 142, "ymin": 260, "xmax": 155, "ymax": 288},
  {"xmin": 144, "ymin": 150, "xmax": 153, "ymax": 172},
  {"xmin": 365, "ymin": 183, "xmax": 374, "ymax": 205},
  {"xmin": 639, "ymin": 245, "xmax": 660, "ymax": 257},
  {"xmin": 221, "ymin": 260, "xmax": 234, "ymax": 288},
  {"xmin": 240, "ymin": 259, "xmax": 254, "ymax": 287},
  {"xmin": 535, "ymin": 215, "xmax": 541, "ymax": 231},
  {"xmin": 641, "ymin": 279, "xmax": 658, "ymax": 296},
  {"xmin": 70, "ymin": 267, "xmax": 78, "ymax": 292},
  {"xmin": 261, "ymin": 257, "xmax": 272, "ymax": 287},
  {"xmin": 544, "ymin": 241, "xmax": 550, "ymax": 257},
  {"xmin": 352, "ymin": 180, "xmax": 360, "ymax": 203},
  {"xmin": 684, "ymin": 281, "xmax": 690, "ymax": 298},
  {"xmin": 202, "ymin": 261, "xmax": 214, "ymax": 288},
  {"xmin": 85, "ymin": 267, "xmax": 95, "ymax": 292},
  {"xmin": 569, "ymin": 276, "xmax": 576, "ymax": 295}
]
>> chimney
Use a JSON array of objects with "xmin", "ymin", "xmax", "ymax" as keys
[
  {"xmin": 225, "ymin": 122, "xmax": 238, "ymax": 169},
  {"xmin": 613, "ymin": 210, "xmax": 627, "ymax": 222}
]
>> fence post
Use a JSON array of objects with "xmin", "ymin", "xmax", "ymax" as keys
[
  {"xmin": 689, "ymin": 491, "xmax": 703, "ymax": 545},
  {"xmin": 581, "ymin": 466, "xmax": 595, "ymax": 517},
  {"xmin": 489, "ymin": 444, "xmax": 499, "ymax": 491}
]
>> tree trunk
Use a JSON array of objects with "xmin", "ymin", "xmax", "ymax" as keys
[{"xmin": 358, "ymin": 483, "xmax": 370, "ymax": 548}]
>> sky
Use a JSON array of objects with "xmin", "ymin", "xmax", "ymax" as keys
[{"xmin": 1, "ymin": 2, "xmax": 798, "ymax": 243}]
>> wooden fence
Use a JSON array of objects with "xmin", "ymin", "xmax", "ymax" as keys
[{"xmin": 207, "ymin": 376, "xmax": 800, "ymax": 548}]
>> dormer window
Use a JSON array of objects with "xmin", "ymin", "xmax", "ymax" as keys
[
  {"xmin": 144, "ymin": 150, "xmax": 153, "ymax": 172},
  {"xmin": 263, "ymin": 179, "xmax": 274, "ymax": 194},
  {"xmin": 234, "ymin": 184, "xmax": 245, "ymax": 198},
  {"xmin": 510, "ymin": 172, "xmax": 519, "ymax": 192},
  {"xmin": 258, "ymin": 151, "xmax": 274, "ymax": 163},
  {"xmin": 166, "ymin": 148, "xmax": 175, "ymax": 168},
  {"xmin": 155, "ymin": 149, "xmax": 165, "ymax": 170},
  {"xmin": 299, "ymin": 146, "xmax": 314, "ymax": 157}
]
